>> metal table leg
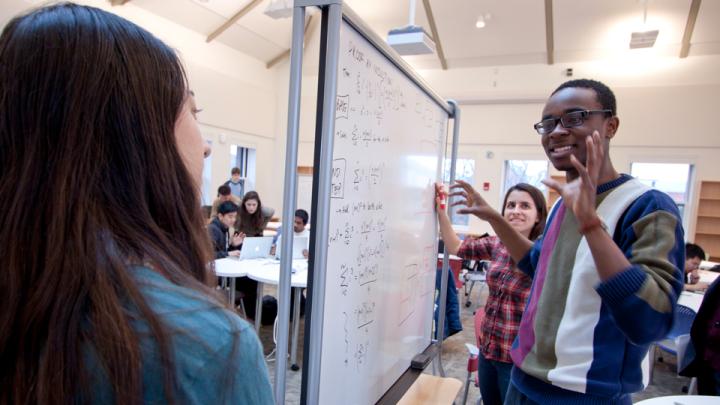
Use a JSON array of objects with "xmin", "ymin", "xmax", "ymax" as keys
[
  {"xmin": 290, "ymin": 287, "xmax": 302, "ymax": 371},
  {"xmin": 229, "ymin": 277, "xmax": 236, "ymax": 309},
  {"xmin": 255, "ymin": 282, "xmax": 263, "ymax": 332}
]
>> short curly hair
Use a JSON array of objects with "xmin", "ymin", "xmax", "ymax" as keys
[{"xmin": 552, "ymin": 79, "xmax": 617, "ymax": 116}]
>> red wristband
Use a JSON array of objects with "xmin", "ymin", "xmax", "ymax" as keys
[{"xmin": 578, "ymin": 216, "xmax": 604, "ymax": 235}]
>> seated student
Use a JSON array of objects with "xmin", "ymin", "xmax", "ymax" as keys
[
  {"xmin": 208, "ymin": 201, "xmax": 244, "ymax": 259},
  {"xmin": 0, "ymin": 4, "xmax": 272, "ymax": 403},
  {"xmin": 235, "ymin": 191, "xmax": 275, "ymax": 237},
  {"xmin": 272, "ymin": 209, "xmax": 310, "ymax": 259},
  {"xmin": 685, "ymin": 243, "xmax": 710, "ymax": 292},
  {"xmin": 210, "ymin": 184, "xmax": 242, "ymax": 218}
]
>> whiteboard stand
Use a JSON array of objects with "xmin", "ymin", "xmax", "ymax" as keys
[
  {"xmin": 288, "ymin": 1, "xmax": 461, "ymax": 404},
  {"xmin": 435, "ymin": 99, "xmax": 461, "ymax": 376},
  {"xmin": 273, "ymin": 3, "xmax": 308, "ymax": 405}
]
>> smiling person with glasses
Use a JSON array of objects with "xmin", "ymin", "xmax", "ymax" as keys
[{"xmin": 450, "ymin": 79, "xmax": 684, "ymax": 404}]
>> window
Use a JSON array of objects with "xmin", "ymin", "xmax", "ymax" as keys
[
  {"xmin": 443, "ymin": 158, "xmax": 475, "ymax": 226},
  {"xmin": 630, "ymin": 163, "xmax": 693, "ymax": 223},
  {"xmin": 503, "ymin": 160, "xmax": 549, "ymax": 195}
]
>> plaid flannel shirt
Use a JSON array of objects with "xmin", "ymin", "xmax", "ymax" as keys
[{"xmin": 457, "ymin": 235, "xmax": 532, "ymax": 363}]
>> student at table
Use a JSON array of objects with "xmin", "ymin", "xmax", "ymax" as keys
[
  {"xmin": 235, "ymin": 190, "xmax": 275, "ymax": 237},
  {"xmin": 0, "ymin": 4, "xmax": 272, "ymax": 403},
  {"xmin": 685, "ymin": 243, "xmax": 710, "ymax": 292},
  {"xmin": 210, "ymin": 184, "xmax": 242, "ymax": 218},
  {"xmin": 436, "ymin": 183, "xmax": 547, "ymax": 405},
  {"xmin": 208, "ymin": 201, "xmax": 244, "ymax": 258},
  {"xmin": 272, "ymin": 208, "xmax": 311, "ymax": 259}
]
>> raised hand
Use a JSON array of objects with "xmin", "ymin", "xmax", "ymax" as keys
[
  {"xmin": 543, "ymin": 131, "xmax": 603, "ymax": 225},
  {"xmin": 232, "ymin": 232, "xmax": 245, "ymax": 247},
  {"xmin": 449, "ymin": 179, "xmax": 500, "ymax": 221}
]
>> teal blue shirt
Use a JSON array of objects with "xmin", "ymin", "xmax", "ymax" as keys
[{"xmin": 88, "ymin": 267, "xmax": 274, "ymax": 404}]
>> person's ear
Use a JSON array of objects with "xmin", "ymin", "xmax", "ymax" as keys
[{"xmin": 605, "ymin": 116, "xmax": 619, "ymax": 139}]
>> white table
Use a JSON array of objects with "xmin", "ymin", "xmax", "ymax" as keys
[
  {"xmin": 214, "ymin": 258, "xmax": 248, "ymax": 307},
  {"xmin": 634, "ymin": 395, "xmax": 720, "ymax": 404},
  {"xmin": 246, "ymin": 258, "xmax": 308, "ymax": 371},
  {"xmin": 214, "ymin": 257, "xmax": 308, "ymax": 371},
  {"xmin": 678, "ymin": 291, "xmax": 704, "ymax": 313}
]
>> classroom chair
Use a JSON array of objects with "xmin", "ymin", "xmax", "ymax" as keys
[
  {"xmin": 675, "ymin": 334, "xmax": 699, "ymax": 395},
  {"xmin": 463, "ymin": 260, "xmax": 489, "ymax": 311},
  {"xmin": 649, "ymin": 304, "xmax": 696, "ymax": 387}
]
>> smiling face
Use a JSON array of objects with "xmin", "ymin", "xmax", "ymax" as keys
[
  {"xmin": 540, "ymin": 87, "xmax": 617, "ymax": 175},
  {"xmin": 502, "ymin": 190, "xmax": 539, "ymax": 238}
]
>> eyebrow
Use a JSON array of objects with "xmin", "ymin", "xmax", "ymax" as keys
[{"xmin": 541, "ymin": 107, "xmax": 586, "ymax": 120}]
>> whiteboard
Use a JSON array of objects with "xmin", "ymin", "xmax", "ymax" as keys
[{"xmin": 316, "ymin": 18, "xmax": 449, "ymax": 405}]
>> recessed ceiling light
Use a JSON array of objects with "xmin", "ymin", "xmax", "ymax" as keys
[{"xmin": 475, "ymin": 13, "xmax": 491, "ymax": 29}]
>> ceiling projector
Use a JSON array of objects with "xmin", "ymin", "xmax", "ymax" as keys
[{"xmin": 387, "ymin": 25, "xmax": 436, "ymax": 55}]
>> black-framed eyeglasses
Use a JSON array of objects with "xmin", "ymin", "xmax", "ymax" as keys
[{"xmin": 533, "ymin": 110, "xmax": 612, "ymax": 135}]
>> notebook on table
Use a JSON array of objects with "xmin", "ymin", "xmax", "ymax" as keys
[{"xmin": 239, "ymin": 236, "xmax": 274, "ymax": 260}]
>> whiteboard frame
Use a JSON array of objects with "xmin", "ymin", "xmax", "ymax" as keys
[{"xmin": 287, "ymin": 2, "xmax": 461, "ymax": 403}]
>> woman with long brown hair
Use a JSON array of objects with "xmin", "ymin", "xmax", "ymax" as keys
[
  {"xmin": 0, "ymin": 4, "xmax": 272, "ymax": 403},
  {"xmin": 436, "ymin": 182, "xmax": 547, "ymax": 405},
  {"xmin": 235, "ymin": 190, "xmax": 274, "ymax": 237},
  {"xmin": 231, "ymin": 190, "xmax": 274, "ymax": 319}
]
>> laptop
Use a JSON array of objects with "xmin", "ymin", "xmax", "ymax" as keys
[
  {"xmin": 239, "ymin": 236, "xmax": 274, "ymax": 260},
  {"xmin": 275, "ymin": 236, "xmax": 309, "ymax": 260}
]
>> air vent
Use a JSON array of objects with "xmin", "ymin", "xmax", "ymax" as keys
[{"xmin": 629, "ymin": 30, "xmax": 659, "ymax": 49}]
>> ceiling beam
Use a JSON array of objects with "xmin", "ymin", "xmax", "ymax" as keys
[
  {"xmin": 266, "ymin": 14, "xmax": 318, "ymax": 69},
  {"xmin": 206, "ymin": 0, "xmax": 264, "ymax": 43},
  {"xmin": 422, "ymin": 0, "xmax": 448, "ymax": 70},
  {"xmin": 680, "ymin": 0, "xmax": 701, "ymax": 58},
  {"xmin": 544, "ymin": 0, "xmax": 554, "ymax": 65}
]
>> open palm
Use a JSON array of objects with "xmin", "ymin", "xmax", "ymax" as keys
[
  {"xmin": 543, "ymin": 131, "xmax": 603, "ymax": 224},
  {"xmin": 449, "ymin": 179, "xmax": 497, "ymax": 221}
]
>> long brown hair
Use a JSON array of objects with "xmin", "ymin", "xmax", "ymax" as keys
[
  {"xmin": 0, "ymin": 4, "xmax": 218, "ymax": 403},
  {"xmin": 501, "ymin": 183, "xmax": 548, "ymax": 241},
  {"xmin": 238, "ymin": 191, "xmax": 265, "ymax": 234}
]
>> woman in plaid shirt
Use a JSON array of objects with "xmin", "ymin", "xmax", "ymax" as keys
[{"xmin": 437, "ymin": 183, "xmax": 547, "ymax": 405}]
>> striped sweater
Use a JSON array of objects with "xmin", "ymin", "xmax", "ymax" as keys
[{"xmin": 510, "ymin": 174, "xmax": 685, "ymax": 404}]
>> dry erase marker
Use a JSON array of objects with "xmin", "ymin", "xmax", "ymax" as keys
[{"xmin": 439, "ymin": 189, "xmax": 447, "ymax": 210}]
